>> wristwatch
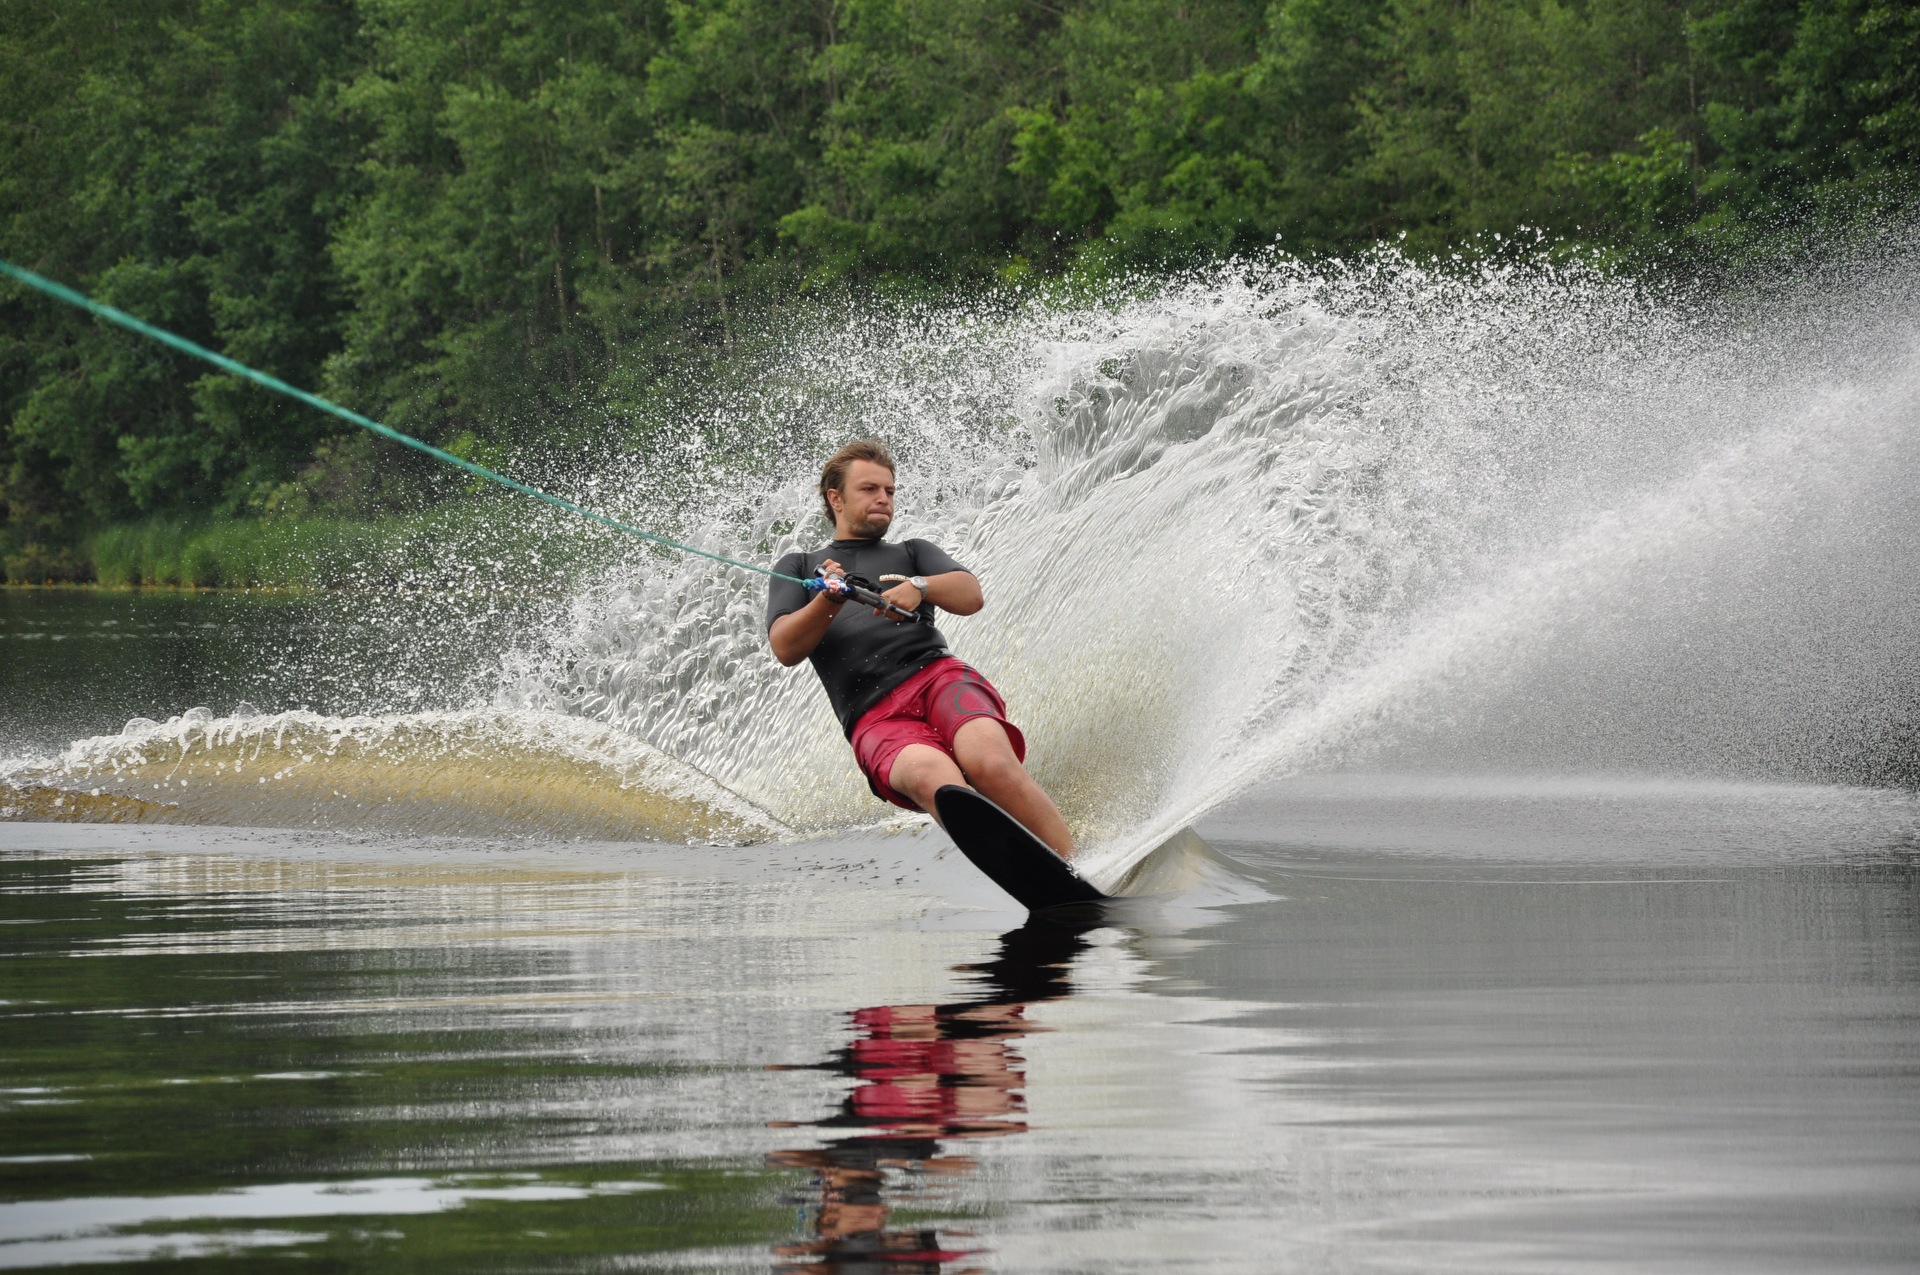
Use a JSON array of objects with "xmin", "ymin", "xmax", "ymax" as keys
[{"xmin": 908, "ymin": 575, "xmax": 928, "ymax": 595}]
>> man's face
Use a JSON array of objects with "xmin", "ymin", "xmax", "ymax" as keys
[{"xmin": 830, "ymin": 459, "xmax": 895, "ymax": 537}]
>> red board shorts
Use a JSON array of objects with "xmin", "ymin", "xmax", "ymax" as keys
[{"xmin": 850, "ymin": 657, "xmax": 1027, "ymax": 811}]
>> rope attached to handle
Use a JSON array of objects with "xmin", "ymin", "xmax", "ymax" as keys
[{"xmin": 0, "ymin": 257, "xmax": 808, "ymax": 584}]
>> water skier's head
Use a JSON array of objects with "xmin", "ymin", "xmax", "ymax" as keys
[{"xmin": 820, "ymin": 438, "xmax": 896, "ymax": 539}]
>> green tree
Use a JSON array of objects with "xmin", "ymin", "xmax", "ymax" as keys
[
  {"xmin": 3, "ymin": 0, "xmax": 1914, "ymax": 559},
  {"xmin": 1, "ymin": 0, "xmax": 197, "ymax": 533},
  {"xmin": 637, "ymin": 0, "xmax": 824, "ymax": 337},
  {"xmin": 779, "ymin": 0, "xmax": 1063, "ymax": 283},
  {"xmin": 1692, "ymin": 0, "xmax": 1919, "ymax": 229},
  {"xmin": 1356, "ymin": 0, "xmax": 1698, "ymax": 246},
  {"xmin": 1009, "ymin": 0, "xmax": 1277, "ymax": 266},
  {"xmin": 327, "ymin": 0, "xmax": 665, "ymax": 445},
  {"xmin": 1, "ymin": 0, "xmax": 364, "ymax": 534}
]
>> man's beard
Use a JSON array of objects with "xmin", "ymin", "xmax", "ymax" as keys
[{"xmin": 844, "ymin": 510, "xmax": 891, "ymax": 538}]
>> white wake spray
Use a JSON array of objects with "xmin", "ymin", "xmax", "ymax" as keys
[
  {"xmin": 11, "ymin": 241, "xmax": 1916, "ymax": 874},
  {"xmin": 512, "ymin": 243, "xmax": 1919, "ymax": 880}
]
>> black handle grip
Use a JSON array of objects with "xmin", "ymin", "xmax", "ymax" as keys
[{"xmin": 845, "ymin": 583, "xmax": 921, "ymax": 622}]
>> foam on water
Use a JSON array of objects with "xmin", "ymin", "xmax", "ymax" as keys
[
  {"xmin": 7, "ymin": 239, "xmax": 1917, "ymax": 881},
  {"xmin": 2, "ymin": 708, "xmax": 781, "ymax": 844}
]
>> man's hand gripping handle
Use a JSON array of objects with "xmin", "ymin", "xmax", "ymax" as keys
[{"xmin": 803, "ymin": 573, "xmax": 922, "ymax": 622}]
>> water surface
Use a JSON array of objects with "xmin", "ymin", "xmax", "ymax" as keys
[{"xmin": 4, "ymin": 781, "xmax": 1916, "ymax": 1271}]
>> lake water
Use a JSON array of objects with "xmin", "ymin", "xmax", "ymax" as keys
[
  {"xmin": 5, "ymin": 246, "xmax": 1919, "ymax": 1269},
  {"xmin": 5, "ymin": 589, "xmax": 1919, "ymax": 1272}
]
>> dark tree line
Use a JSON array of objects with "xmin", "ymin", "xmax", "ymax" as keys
[{"xmin": 1, "ymin": 0, "xmax": 1913, "ymax": 557}]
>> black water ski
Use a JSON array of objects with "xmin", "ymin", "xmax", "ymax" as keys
[{"xmin": 934, "ymin": 784, "xmax": 1108, "ymax": 911}]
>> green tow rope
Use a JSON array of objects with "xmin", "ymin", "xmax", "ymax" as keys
[{"xmin": 0, "ymin": 257, "xmax": 807, "ymax": 584}]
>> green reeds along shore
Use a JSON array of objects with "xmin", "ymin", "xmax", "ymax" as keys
[
  {"xmin": 3, "ymin": 507, "xmax": 604, "ymax": 589},
  {"xmin": 1, "ymin": 517, "xmax": 381, "ymax": 588},
  {"xmin": 84, "ymin": 518, "xmax": 394, "ymax": 588}
]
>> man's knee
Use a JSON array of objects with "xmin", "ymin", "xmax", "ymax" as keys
[
  {"xmin": 887, "ymin": 745, "xmax": 962, "ymax": 808},
  {"xmin": 959, "ymin": 745, "xmax": 1026, "ymax": 791},
  {"xmin": 953, "ymin": 715, "xmax": 1013, "ymax": 756}
]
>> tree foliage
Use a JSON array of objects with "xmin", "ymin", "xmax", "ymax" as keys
[{"xmin": 1, "ymin": 0, "xmax": 1911, "ymax": 548}]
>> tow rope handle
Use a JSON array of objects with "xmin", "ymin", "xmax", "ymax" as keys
[{"xmin": 804, "ymin": 574, "xmax": 926, "ymax": 623}]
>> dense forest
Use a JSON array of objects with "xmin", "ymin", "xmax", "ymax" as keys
[{"xmin": 1, "ymin": 0, "xmax": 1914, "ymax": 581}]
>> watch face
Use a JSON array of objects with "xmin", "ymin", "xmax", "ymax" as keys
[{"xmin": 910, "ymin": 576, "xmax": 927, "ymax": 590}]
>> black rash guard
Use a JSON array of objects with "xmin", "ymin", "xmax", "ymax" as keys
[{"xmin": 766, "ymin": 537, "xmax": 969, "ymax": 735}]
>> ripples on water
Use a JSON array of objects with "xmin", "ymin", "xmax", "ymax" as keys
[{"xmin": 3, "ymin": 781, "xmax": 1917, "ymax": 1271}]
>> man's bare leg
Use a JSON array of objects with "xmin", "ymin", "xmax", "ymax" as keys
[
  {"xmin": 886, "ymin": 730, "xmax": 1077, "ymax": 860},
  {"xmin": 951, "ymin": 718, "xmax": 1075, "ymax": 858},
  {"xmin": 886, "ymin": 744, "xmax": 968, "ymax": 821}
]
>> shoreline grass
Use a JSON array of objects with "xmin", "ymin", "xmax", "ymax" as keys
[
  {"xmin": 85, "ymin": 517, "xmax": 392, "ymax": 588},
  {"xmin": 3, "ymin": 505, "xmax": 611, "ymax": 589}
]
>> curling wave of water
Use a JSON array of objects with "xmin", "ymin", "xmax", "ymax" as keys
[
  {"xmin": 8, "ymin": 242, "xmax": 1917, "ymax": 879},
  {"xmin": 508, "ymin": 244, "xmax": 1919, "ymax": 881},
  {"xmin": 2, "ymin": 708, "xmax": 781, "ymax": 844}
]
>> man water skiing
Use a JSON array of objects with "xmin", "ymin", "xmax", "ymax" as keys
[{"xmin": 766, "ymin": 438, "xmax": 1076, "ymax": 858}]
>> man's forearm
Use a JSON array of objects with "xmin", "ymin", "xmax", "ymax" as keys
[
  {"xmin": 921, "ymin": 571, "xmax": 982, "ymax": 616},
  {"xmin": 769, "ymin": 593, "xmax": 844, "ymax": 665}
]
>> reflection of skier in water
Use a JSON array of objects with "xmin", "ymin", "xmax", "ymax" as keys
[{"xmin": 769, "ymin": 920, "xmax": 1093, "ymax": 1274}]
